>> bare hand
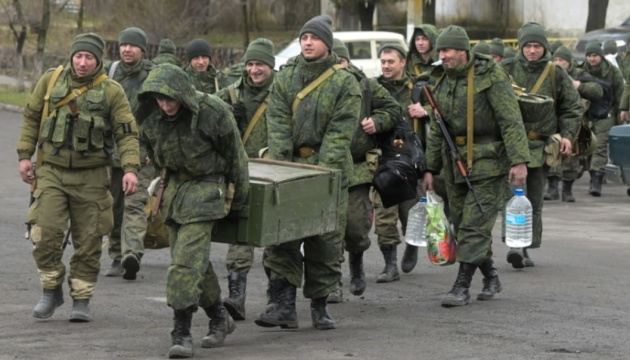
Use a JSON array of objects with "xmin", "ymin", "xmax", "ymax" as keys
[
  {"xmin": 508, "ymin": 163, "xmax": 528, "ymax": 186},
  {"xmin": 620, "ymin": 111, "xmax": 628, "ymax": 124},
  {"xmin": 559, "ymin": 137, "xmax": 572, "ymax": 156},
  {"xmin": 422, "ymin": 172, "xmax": 434, "ymax": 193},
  {"xmin": 361, "ymin": 118, "xmax": 377, "ymax": 134},
  {"xmin": 146, "ymin": 157, "xmax": 152, "ymax": 166},
  {"xmin": 122, "ymin": 172, "xmax": 138, "ymax": 196},
  {"xmin": 408, "ymin": 103, "xmax": 427, "ymax": 118},
  {"xmin": 19, "ymin": 159, "xmax": 34, "ymax": 184},
  {"xmin": 572, "ymin": 80, "xmax": 581, "ymax": 89}
]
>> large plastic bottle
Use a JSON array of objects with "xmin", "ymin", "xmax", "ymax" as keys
[
  {"xmin": 505, "ymin": 188, "xmax": 533, "ymax": 248},
  {"xmin": 405, "ymin": 196, "xmax": 428, "ymax": 247}
]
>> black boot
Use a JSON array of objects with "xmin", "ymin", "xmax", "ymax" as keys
[
  {"xmin": 201, "ymin": 297, "xmax": 236, "ymax": 348},
  {"xmin": 401, "ymin": 244, "xmax": 419, "ymax": 273},
  {"xmin": 169, "ymin": 308, "xmax": 193, "ymax": 359},
  {"xmin": 69, "ymin": 299, "xmax": 91, "ymax": 322},
  {"xmin": 562, "ymin": 180, "xmax": 575, "ymax": 202},
  {"xmin": 506, "ymin": 248, "xmax": 525, "ymax": 269},
  {"xmin": 122, "ymin": 253, "xmax": 140, "ymax": 281},
  {"xmin": 376, "ymin": 245, "xmax": 400, "ymax": 283},
  {"xmin": 223, "ymin": 272, "xmax": 247, "ymax": 320},
  {"xmin": 32, "ymin": 286, "xmax": 64, "ymax": 319},
  {"xmin": 544, "ymin": 176, "xmax": 560, "ymax": 200},
  {"xmin": 589, "ymin": 171, "xmax": 604, "ymax": 196},
  {"xmin": 442, "ymin": 263, "xmax": 477, "ymax": 307},
  {"xmin": 310, "ymin": 296, "xmax": 336, "ymax": 330},
  {"xmin": 255, "ymin": 279, "xmax": 298, "ymax": 329},
  {"xmin": 348, "ymin": 251, "xmax": 366, "ymax": 296},
  {"xmin": 327, "ymin": 282, "xmax": 343, "ymax": 304},
  {"xmin": 263, "ymin": 278, "xmax": 282, "ymax": 314},
  {"xmin": 477, "ymin": 259, "xmax": 503, "ymax": 301}
]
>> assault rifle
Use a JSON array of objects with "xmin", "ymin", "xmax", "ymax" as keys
[
  {"xmin": 152, "ymin": 168, "xmax": 169, "ymax": 222},
  {"xmin": 419, "ymin": 84, "xmax": 487, "ymax": 217}
]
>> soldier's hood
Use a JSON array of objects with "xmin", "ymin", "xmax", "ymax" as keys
[
  {"xmin": 408, "ymin": 24, "xmax": 438, "ymax": 57},
  {"xmin": 139, "ymin": 63, "xmax": 199, "ymax": 116}
]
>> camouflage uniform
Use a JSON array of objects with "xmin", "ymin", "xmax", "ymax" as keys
[
  {"xmin": 183, "ymin": 64, "xmax": 231, "ymax": 95},
  {"xmin": 18, "ymin": 59, "xmax": 140, "ymax": 301},
  {"xmin": 152, "ymin": 39, "xmax": 182, "ymax": 67},
  {"xmin": 616, "ymin": 35, "xmax": 630, "ymax": 82},
  {"xmin": 405, "ymin": 24, "xmax": 439, "ymax": 77}
]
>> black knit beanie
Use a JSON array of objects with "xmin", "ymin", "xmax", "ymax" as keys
[
  {"xmin": 185, "ymin": 39, "xmax": 213, "ymax": 62},
  {"xmin": 71, "ymin": 33, "xmax": 105, "ymax": 64},
  {"xmin": 585, "ymin": 40, "xmax": 603, "ymax": 58},
  {"xmin": 518, "ymin": 22, "xmax": 548, "ymax": 48},
  {"xmin": 553, "ymin": 45, "xmax": 573, "ymax": 63},
  {"xmin": 119, "ymin": 27, "xmax": 147, "ymax": 53},
  {"xmin": 244, "ymin": 38, "xmax": 276, "ymax": 68},
  {"xmin": 300, "ymin": 15, "xmax": 333, "ymax": 50},
  {"xmin": 332, "ymin": 38, "xmax": 350, "ymax": 61},
  {"xmin": 435, "ymin": 25, "xmax": 470, "ymax": 51}
]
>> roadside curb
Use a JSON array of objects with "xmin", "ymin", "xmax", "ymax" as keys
[{"xmin": 1, "ymin": 103, "xmax": 24, "ymax": 114}]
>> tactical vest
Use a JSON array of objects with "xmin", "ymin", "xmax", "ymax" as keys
[{"xmin": 39, "ymin": 70, "xmax": 113, "ymax": 154}]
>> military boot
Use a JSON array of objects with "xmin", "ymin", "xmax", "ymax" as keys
[
  {"xmin": 310, "ymin": 296, "xmax": 336, "ymax": 330},
  {"xmin": 506, "ymin": 248, "xmax": 525, "ymax": 269},
  {"xmin": 523, "ymin": 248, "xmax": 535, "ymax": 267},
  {"xmin": 562, "ymin": 180, "xmax": 575, "ymax": 202},
  {"xmin": 544, "ymin": 176, "xmax": 560, "ymax": 200},
  {"xmin": 168, "ymin": 308, "xmax": 193, "ymax": 359},
  {"xmin": 401, "ymin": 244, "xmax": 419, "ymax": 273},
  {"xmin": 255, "ymin": 279, "xmax": 298, "ymax": 329},
  {"xmin": 201, "ymin": 297, "xmax": 236, "ymax": 348},
  {"xmin": 327, "ymin": 283, "xmax": 343, "ymax": 304},
  {"xmin": 348, "ymin": 251, "xmax": 366, "ymax": 296},
  {"xmin": 589, "ymin": 171, "xmax": 604, "ymax": 196},
  {"xmin": 442, "ymin": 263, "xmax": 477, "ymax": 307},
  {"xmin": 223, "ymin": 272, "xmax": 247, "ymax": 320},
  {"xmin": 122, "ymin": 253, "xmax": 140, "ymax": 281},
  {"xmin": 32, "ymin": 286, "xmax": 64, "ymax": 319},
  {"xmin": 477, "ymin": 259, "xmax": 503, "ymax": 301},
  {"xmin": 105, "ymin": 258, "xmax": 124, "ymax": 277},
  {"xmin": 263, "ymin": 278, "xmax": 282, "ymax": 314},
  {"xmin": 376, "ymin": 245, "xmax": 400, "ymax": 283}
]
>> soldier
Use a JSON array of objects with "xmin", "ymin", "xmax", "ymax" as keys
[
  {"xmin": 329, "ymin": 38, "xmax": 400, "ymax": 301},
  {"xmin": 546, "ymin": 46, "xmax": 604, "ymax": 202},
  {"xmin": 616, "ymin": 34, "xmax": 630, "ymax": 81},
  {"xmin": 152, "ymin": 38, "xmax": 182, "ymax": 67},
  {"xmin": 17, "ymin": 33, "xmax": 140, "ymax": 321},
  {"xmin": 215, "ymin": 38, "xmax": 276, "ymax": 320},
  {"xmin": 183, "ymin": 38, "xmax": 231, "ymax": 94},
  {"xmin": 421, "ymin": 25, "xmax": 529, "ymax": 307},
  {"xmin": 489, "ymin": 38, "xmax": 505, "ymax": 63},
  {"xmin": 104, "ymin": 27, "xmax": 155, "ymax": 280},
  {"xmin": 504, "ymin": 46, "xmax": 517, "ymax": 59},
  {"xmin": 472, "ymin": 40, "xmax": 490, "ymax": 55},
  {"xmin": 255, "ymin": 15, "xmax": 361, "ymax": 330},
  {"xmin": 499, "ymin": 22, "xmax": 581, "ymax": 268},
  {"xmin": 579, "ymin": 40, "xmax": 624, "ymax": 196},
  {"xmin": 549, "ymin": 40, "xmax": 564, "ymax": 54},
  {"xmin": 405, "ymin": 24, "xmax": 438, "ymax": 76},
  {"xmin": 138, "ymin": 63, "xmax": 249, "ymax": 358}
]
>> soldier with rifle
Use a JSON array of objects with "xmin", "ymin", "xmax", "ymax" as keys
[{"xmin": 421, "ymin": 26, "xmax": 530, "ymax": 307}]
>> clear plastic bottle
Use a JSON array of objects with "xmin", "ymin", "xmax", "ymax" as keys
[
  {"xmin": 505, "ymin": 188, "xmax": 533, "ymax": 248},
  {"xmin": 405, "ymin": 197, "xmax": 428, "ymax": 247}
]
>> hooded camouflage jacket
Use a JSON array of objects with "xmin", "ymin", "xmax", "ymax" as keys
[
  {"xmin": 17, "ymin": 62, "xmax": 140, "ymax": 174},
  {"xmin": 406, "ymin": 24, "xmax": 438, "ymax": 76},
  {"xmin": 266, "ymin": 52, "xmax": 361, "ymax": 186},
  {"xmin": 425, "ymin": 52, "xmax": 530, "ymax": 184},
  {"xmin": 183, "ymin": 64, "xmax": 231, "ymax": 95},
  {"xmin": 138, "ymin": 64, "xmax": 249, "ymax": 224},
  {"xmin": 216, "ymin": 70, "xmax": 274, "ymax": 158},
  {"xmin": 580, "ymin": 57, "xmax": 624, "ymax": 118},
  {"xmin": 499, "ymin": 51, "xmax": 581, "ymax": 167}
]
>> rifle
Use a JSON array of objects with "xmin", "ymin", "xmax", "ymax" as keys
[
  {"xmin": 420, "ymin": 84, "xmax": 487, "ymax": 217},
  {"xmin": 152, "ymin": 168, "xmax": 169, "ymax": 222}
]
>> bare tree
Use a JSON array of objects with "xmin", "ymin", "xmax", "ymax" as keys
[
  {"xmin": 77, "ymin": 0, "xmax": 84, "ymax": 32},
  {"xmin": 586, "ymin": 0, "xmax": 609, "ymax": 32},
  {"xmin": 34, "ymin": 0, "xmax": 51, "ymax": 78},
  {"xmin": 0, "ymin": 0, "xmax": 28, "ymax": 91},
  {"xmin": 330, "ymin": 0, "xmax": 401, "ymax": 31}
]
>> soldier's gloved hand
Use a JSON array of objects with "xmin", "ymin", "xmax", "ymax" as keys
[
  {"xmin": 232, "ymin": 103, "xmax": 246, "ymax": 120},
  {"xmin": 225, "ymin": 209, "xmax": 241, "ymax": 221}
]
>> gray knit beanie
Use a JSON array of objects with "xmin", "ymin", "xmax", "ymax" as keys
[
  {"xmin": 300, "ymin": 15, "xmax": 334, "ymax": 50},
  {"xmin": 185, "ymin": 39, "xmax": 213, "ymax": 62},
  {"xmin": 553, "ymin": 45, "xmax": 573, "ymax": 63},
  {"xmin": 71, "ymin": 32, "xmax": 105, "ymax": 64},
  {"xmin": 490, "ymin": 38, "xmax": 504, "ymax": 57},
  {"xmin": 472, "ymin": 40, "xmax": 490, "ymax": 55},
  {"xmin": 332, "ymin": 38, "xmax": 350, "ymax": 61},
  {"xmin": 378, "ymin": 43, "xmax": 407, "ymax": 59},
  {"xmin": 518, "ymin": 22, "xmax": 548, "ymax": 48},
  {"xmin": 119, "ymin": 27, "xmax": 148, "ymax": 53},
  {"xmin": 585, "ymin": 40, "xmax": 604, "ymax": 58},
  {"xmin": 435, "ymin": 25, "xmax": 470, "ymax": 51},
  {"xmin": 244, "ymin": 38, "xmax": 276, "ymax": 68},
  {"xmin": 158, "ymin": 39, "xmax": 177, "ymax": 55}
]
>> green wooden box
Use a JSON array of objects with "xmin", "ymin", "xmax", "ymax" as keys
[{"xmin": 212, "ymin": 159, "xmax": 342, "ymax": 247}]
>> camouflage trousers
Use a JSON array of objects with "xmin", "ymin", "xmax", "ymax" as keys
[
  {"xmin": 226, "ymin": 244, "xmax": 255, "ymax": 274},
  {"xmin": 372, "ymin": 189, "xmax": 415, "ymax": 246},
  {"xmin": 29, "ymin": 164, "xmax": 113, "ymax": 299},
  {"xmin": 167, "ymin": 220, "xmax": 220, "ymax": 311},
  {"xmin": 447, "ymin": 174, "xmax": 506, "ymax": 265},
  {"xmin": 548, "ymin": 155, "xmax": 583, "ymax": 181},
  {"xmin": 344, "ymin": 183, "xmax": 373, "ymax": 254},
  {"xmin": 589, "ymin": 117, "xmax": 615, "ymax": 172},
  {"xmin": 108, "ymin": 164, "xmax": 155, "ymax": 260},
  {"xmin": 263, "ymin": 188, "xmax": 347, "ymax": 299}
]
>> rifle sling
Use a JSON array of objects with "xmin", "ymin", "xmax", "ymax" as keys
[
  {"xmin": 466, "ymin": 65, "xmax": 474, "ymax": 173},
  {"xmin": 292, "ymin": 64, "xmax": 342, "ymax": 113},
  {"xmin": 242, "ymin": 94, "xmax": 270, "ymax": 145},
  {"xmin": 530, "ymin": 61, "xmax": 556, "ymax": 100},
  {"xmin": 36, "ymin": 66, "xmax": 65, "ymax": 175}
]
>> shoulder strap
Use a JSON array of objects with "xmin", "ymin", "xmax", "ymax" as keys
[
  {"xmin": 108, "ymin": 61, "xmax": 120, "ymax": 79},
  {"xmin": 549, "ymin": 61, "xmax": 556, "ymax": 101},
  {"xmin": 215, "ymin": 77, "xmax": 220, "ymax": 92},
  {"xmin": 36, "ymin": 65, "xmax": 65, "ymax": 171},
  {"xmin": 292, "ymin": 64, "xmax": 343, "ymax": 113},
  {"xmin": 54, "ymin": 74, "xmax": 108, "ymax": 109},
  {"xmin": 227, "ymin": 84, "xmax": 238, "ymax": 104},
  {"xmin": 466, "ymin": 65, "xmax": 475, "ymax": 173},
  {"xmin": 530, "ymin": 61, "xmax": 553, "ymax": 95},
  {"xmin": 242, "ymin": 94, "xmax": 271, "ymax": 145}
]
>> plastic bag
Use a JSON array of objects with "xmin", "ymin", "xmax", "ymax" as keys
[{"xmin": 425, "ymin": 191, "xmax": 457, "ymax": 266}]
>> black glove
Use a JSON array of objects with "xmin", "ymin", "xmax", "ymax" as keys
[
  {"xmin": 232, "ymin": 103, "xmax": 246, "ymax": 120},
  {"xmin": 225, "ymin": 209, "xmax": 241, "ymax": 221}
]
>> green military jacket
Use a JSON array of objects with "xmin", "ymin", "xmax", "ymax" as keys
[
  {"xmin": 425, "ymin": 52, "xmax": 530, "ymax": 184},
  {"xmin": 580, "ymin": 57, "xmax": 625, "ymax": 120},
  {"xmin": 216, "ymin": 70, "xmax": 274, "ymax": 158},
  {"xmin": 377, "ymin": 73, "xmax": 414, "ymax": 125},
  {"xmin": 405, "ymin": 24, "xmax": 439, "ymax": 77},
  {"xmin": 499, "ymin": 51, "xmax": 582, "ymax": 167},
  {"xmin": 183, "ymin": 64, "xmax": 231, "ymax": 94},
  {"xmin": 138, "ymin": 64, "xmax": 249, "ymax": 224},
  {"xmin": 567, "ymin": 64, "xmax": 604, "ymax": 103},
  {"xmin": 266, "ymin": 52, "xmax": 361, "ymax": 187},
  {"xmin": 616, "ymin": 50, "xmax": 630, "ymax": 83},
  {"xmin": 17, "ymin": 63, "xmax": 140, "ymax": 174},
  {"xmin": 152, "ymin": 53, "xmax": 182, "ymax": 67}
]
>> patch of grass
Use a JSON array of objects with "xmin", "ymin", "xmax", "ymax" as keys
[{"xmin": 0, "ymin": 85, "xmax": 30, "ymax": 108}]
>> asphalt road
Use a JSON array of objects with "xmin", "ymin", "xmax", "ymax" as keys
[{"xmin": 1, "ymin": 108, "xmax": 629, "ymax": 360}]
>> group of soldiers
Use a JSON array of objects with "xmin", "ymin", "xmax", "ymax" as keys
[{"xmin": 16, "ymin": 13, "xmax": 630, "ymax": 359}]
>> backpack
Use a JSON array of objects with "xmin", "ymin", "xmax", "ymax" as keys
[{"xmin": 577, "ymin": 76, "xmax": 613, "ymax": 120}]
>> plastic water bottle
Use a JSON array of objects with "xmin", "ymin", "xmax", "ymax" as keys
[
  {"xmin": 505, "ymin": 188, "xmax": 533, "ymax": 248},
  {"xmin": 405, "ymin": 197, "xmax": 428, "ymax": 247}
]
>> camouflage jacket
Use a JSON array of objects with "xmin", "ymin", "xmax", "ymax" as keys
[
  {"xmin": 138, "ymin": 64, "xmax": 249, "ymax": 224},
  {"xmin": 405, "ymin": 24, "xmax": 438, "ymax": 77},
  {"xmin": 616, "ymin": 50, "xmax": 630, "ymax": 83},
  {"xmin": 17, "ymin": 63, "xmax": 140, "ymax": 174},
  {"xmin": 580, "ymin": 57, "xmax": 625, "ymax": 118},
  {"xmin": 152, "ymin": 53, "xmax": 182, "ymax": 67},
  {"xmin": 377, "ymin": 73, "xmax": 414, "ymax": 125},
  {"xmin": 266, "ymin": 52, "xmax": 361, "ymax": 187},
  {"xmin": 499, "ymin": 52, "xmax": 581, "ymax": 167},
  {"xmin": 183, "ymin": 64, "xmax": 231, "ymax": 94},
  {"xmin": 425, "ymin": 52, "xmax": 530, "ymax": 184},
  {"xmin": 567, "ymin": 65, "xmax": 604, "ymax": 104},
  {"xmin": 216, "ymin": 71, "xmax": 274, "ymax": 158},
  {"xmin": 346, "ymin": 64, "xmax": 400, "ymax": 186}
]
